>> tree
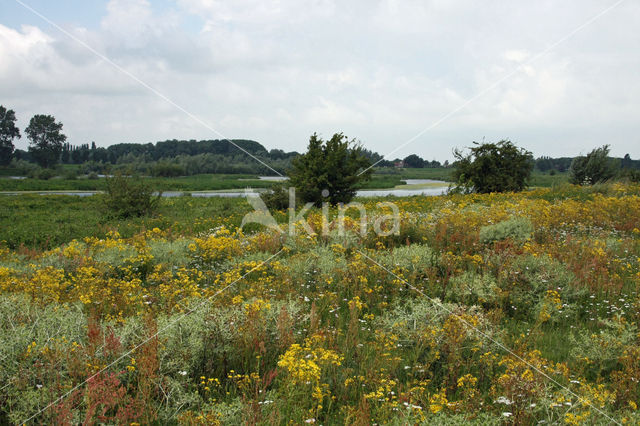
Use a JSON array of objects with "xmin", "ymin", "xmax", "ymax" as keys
[
  {"xmin": 403, "ymin": 154, "xmax": 425, "ymax": 168},
  {"xmin": 0, "ymin": 105, "xmax": 21, "ymax": 166},
  {"xmin": 453, "ymin": 140, "xmax": 533, "ymax": 193},
  {"xmin": 568, "ymin": 145, "xmax": 619, "ymax": 185},
  {"xmin": 25, "ymin": 114, "xmax": 67, "ymax": 168},
  {"xmin": 289, "ymin": 133, "xmax": 372, "ymax": 206}
]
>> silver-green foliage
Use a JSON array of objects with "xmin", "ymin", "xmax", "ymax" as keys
[
  {"xmin": 375, "ymin": 243, "xmax": 435, "ymax": 273},
  {"xmin": 0, "ymin": 295, "xmax": 86, "ymax": 424},
  {"xmin": 479, "ymin": 217, "xmax": 533, "ymax": 244},
  {"xmin": 148, "ymin": 238, "xmax": 192, "ymax": 267},
  {"xmin": 448, "ymin": 271, "xmax": 500, "ymax": 307}
]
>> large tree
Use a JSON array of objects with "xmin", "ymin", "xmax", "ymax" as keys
[
  {"xmin": 289, "ymin": 133, "xmax": 372, "ymax": 206},
  {"xmin": 453, "ymin": 140, "xmax": 533, "ymax": 193},
  {"xmin": 0, "ymin": 105, "xmax": 21, "ymax": 166},
  {"xmin": 25, "ymin": 114, "xmax": 67, "ymax": 168}
]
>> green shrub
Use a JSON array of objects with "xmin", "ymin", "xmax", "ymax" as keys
[
  {"xmin": 479, "ymin": 217, "xmax": 533, "ymax": 244},
  {"xmin": 452, "ymin": 140, "xmax": 533, "ymax": 193},
  {"xmin": 103, "ymin": 174, "xmax": 161, "ymax": 218},
  {"xmin": 569, "ymin": 145, "xmax": 619, "ymax": 185},
  {"xmin": 618, "ymin": 168, "xmax": 640, "ymax": 183},
  {"xmin": 260, "ymin": 183, "xmax": 293, "ymax": 211},
  {"xmin": 10, "ymin": 159, "xmax": 38, "ymax": 176},
  {"xmin": 29, "ymin": 167, "xmax": 57, "ymax": 180},
  {"xmin": 63, "ymin": 169, "xmax": 78, "ymax": 180}
]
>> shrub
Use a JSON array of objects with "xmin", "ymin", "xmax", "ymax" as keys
[
  {"xmin": 29, "ymin": 167, "xmax": 57, "ymax": 180},
  {"xmin": 376, "ymin": 243, "xmax": 435, "ymax": 273},
  {"xmin": 501, "ymin": 254, "xmax": 585, "ymax": 321},
  {"xmin": 569, "ymin": 145, "xmax": 619, "ymax": 185},
  {"xmin": 10, "ymin": 159, "xmax": 38, "ymax": 176},
  {"xmin": 618, "ymin": 168, "xmax": 640, "ymax": 183},
  {"xmin": 260, "ymin": 183, "xmax": 293, "ymax": 211},
  {"xmin": 63, "ymin": 169, "xmax": 78, "ymax": 180},
  {"xmin": 479, "ymin": 217, "xmax": 533, "ymax": 244},
  {"xmin": 448, "ymin": 271, "xmax": 500, "ymax": 307},
  {"xmin": 103, "ymin": 174, "xmax": 161, "ymax": 218},
  {"xmin": 452, "ymin": 140, "xmax": 533, "ymax": 193}
]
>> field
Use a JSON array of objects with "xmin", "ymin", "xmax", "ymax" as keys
[{"xmin": 1, "ymin": 184, "xmax": 639, "ymax": 424}]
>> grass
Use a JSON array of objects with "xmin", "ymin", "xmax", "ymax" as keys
[
  {"xmin": 0, "ymin": 194, "xmax": 253, "ymax": 249},
  {"xmin": 0, "ymin": 165, "xmax": 572, "ymax": 195},
  {"xmin": 528, "ymin": 171, "xmax": 569, "ymax": 187},
  {"xmin": 1, "ymin": 183, "xmax": 639, "ymax": 424},
  {"xmin": 0, "ymin": 173, "xmax": 275, "ymax": 192}
]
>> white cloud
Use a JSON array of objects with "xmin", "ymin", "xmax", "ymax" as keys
[{"xmin": 0, "ymin": 0, "xmax": 639, "ymax": 160}]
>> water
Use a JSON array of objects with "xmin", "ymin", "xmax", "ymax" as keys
[
  {"xmin": 258, "ymin": 176, "xmax": 288, "ymax": 181},
  {"xmin": 357, "ymin": 187, "xmax": 448, "ymax": 197},
  {"xmin": 402, "ymin": 179, "xmax": 446, "ymax": 185},
  {"xmin": 2, "ymin": 187, "xmax": 448, "ymax": 198},
  {"xmin": 1, "ymin": 178, "xmax": 449, "ymax": 198}
]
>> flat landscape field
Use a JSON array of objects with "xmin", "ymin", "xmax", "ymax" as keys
[{"xmin": 1, "ymin": 183, "xmax": 639, "ymax": 424}]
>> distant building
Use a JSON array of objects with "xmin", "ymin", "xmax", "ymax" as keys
[{"xmin": 394, "ymin": 160, "xmax": 405, "ymax": 168}]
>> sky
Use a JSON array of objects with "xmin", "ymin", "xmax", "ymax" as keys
[{"xmin": 0, "ymin": 0, "xmax": 639, "ymax": 162}]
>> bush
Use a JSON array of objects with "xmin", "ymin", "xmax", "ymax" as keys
[
  {"xmin": 618, "ymin": 168, "xmax": 640, "ymax": 183},
  {"xmin": 29, "ymin": 167, "xmax": 57, "ymax": 180},
  {"xmin": 260, "ymin": 183, "xmax": 293, "ymax": 211},
  {"xmin": 501, "ymin": 255, "xmax": 585, "ymax": 321},
  {"xmin": 103, "ymin": 174, "xmax": 161, "ymax": 218},
  {"xmin": 63, "ymin": 169, "xmax": 78, "ymax": 180},
  {"xmin": 479, "ymin": 217, "xmax": 533, "ymax": 244},
  {"xmin": 569, "ymin": 145, "xmax": 619, "ymax": 185},
  {"xmin": 452, "ymin": 140, "xmax": 533, "ymax": 193},
  {"xmin": 10, "ymin": 159, "xmax": 38, "ymax": 176},
  {"xmin": 448, "ymin": 271, "xmax": 500, "ymax": 307}
]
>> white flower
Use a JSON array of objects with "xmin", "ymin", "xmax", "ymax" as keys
[
  {"xmin": 495, "ymin": 396, "xmax": 513, "ymax": 405},
  {"xmin": 179, "ymin": 370, "xmax": 187, "ymax": 376},
  {"xmin": 502, "ymin": 412, "xmax": 512, "ymax": 417},
  {"xmin": 304, "ymin": 419, "xmax": 316, "ymax": 423}
]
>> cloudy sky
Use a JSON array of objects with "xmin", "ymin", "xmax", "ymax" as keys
[{"xmin": 1, "ymin": 0, "xmax": 639, "ymax": 161}]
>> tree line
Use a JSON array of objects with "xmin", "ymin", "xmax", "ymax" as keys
[{"xmin": 2, "ymin": 105, "xmax": 639, "ymax": 179}]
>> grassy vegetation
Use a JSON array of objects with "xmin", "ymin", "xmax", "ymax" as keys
[
  {"xmin": 0, "ymin": 194, "xmax": 255, "ymax": 249},
  {"xmin": 1, "ymin": 183, "xmax": 640, "ymax": 424},
  {"xmin": 0, "ymin": 169, "xmax": 444, "ymax": 192},
  {"xmin": 0, "ymin": 174, "xmax": 275, "ymax": 192},
  {"xmin": 375, "ymin": 167, "xmax": 455, "ymax": 181},
  {"xmin": 0, "ymin": 166, "xmax": 573, "ymax": 194},
  {"xmin": 528, "ymin": 171, "xmax": 569, "ymax": 187}
]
